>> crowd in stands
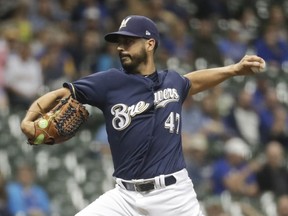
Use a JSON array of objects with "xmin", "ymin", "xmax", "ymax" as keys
[{"xmin": 1, "ymin": 0, "xmax": 288, "ymax": 215}]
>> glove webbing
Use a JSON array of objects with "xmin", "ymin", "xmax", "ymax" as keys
[{"xmin": 54, "ymin": 98, "xmax": 87, "ymax": 137}]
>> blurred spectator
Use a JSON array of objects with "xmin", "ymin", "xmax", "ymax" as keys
[
  {"xmin": 178, "ymin": 94, "xmax": 226, "ymax": 147},
  {"xmin": 144, "ymin": 0, "xmax": 180, "ymax": 29},
  {"xmin": 193, "ymin": 19, "xmax": 223, "ymax": 69},
  {"xmin": 199, "ymin": 94, "xmax": 227, "ymax": 143},
  {"xmin": 268, "ymin": 105, "xmax": 288, "ymax": 147},
  {"xmin": 160, "ymin": 20, "xmax": 193, "ymax": 64},
  {"xmin": 224, "ymin": 89, "xmax": 260, "ymax": 149},
  {"xmin": 265, "ymin": 4, "xmax": 288, "ymax": 42},
  {"xmin": 254, "ymin": 24, "xmax": 288, "ymax": 67},
  {"xmin": 256, "ymin": 141, "xmax": 288, "ymax": 197},
  {"xmin": 0, "ymin": 25, "xmax": 9, "ymax": 115},
  {"xmin": 0, "ymin": 171, "xmax": 11, "ymax": 216},
  {"xmin": 211, "ymin": 137, "xmax": 258, "ymax": 197},
  {"xmin": 217, "ymin": 19, "xmax": 248, "ymax": 63},
  {"xmin": 71, "ymin": 3, "xmax": 104, "ymax": 39},
  {"xmin": 37, "ymin": 29, "xmax": 76, "ymax": 89},
  {"xmin": 79, "ymin": 6, "xmax": 101, "ymax": 31},
  {"xmin": 237, "ymin": 6, "xmax": 259, "ymax": 44},
  {"xmin": 277, "ymin": 195, "xmax": 288, "ymax": 216},
  {"xmin": 194, "ymin": 0, "xmax": 231, "ymax": 19},
  {"xmin": 4, "ymin": 41, "xmax": 43, "ymax": 110},
  {"xmin": 70, "ymin": 0, "xmax": 107, "ymax": 33},
  {"xmin": 10, "ymin": 1, "xmax": 33, "ymax": 43},
  {"xmin": 181, "ymin": 95, "xmax": 206, "ymax": 135},
  {"xmin": 164, "ymin": 0, "xmax": 190, "ymax": 22},
  {"xmin": 55, "ymin": 0, "xmax": 79, "ymax": 22},
  {"xmin": 78, "ymin": 30, "xmax": 101, "ymax": 76},
  {"xmin": 71, "ymin": 0, "xmax": 107, "ymax": 22},
  {"xmin": 209, "ymin": 85, "xmax": 234, "ymax": 117},
  {"xmin": 29, "ymin": 0, "xmax": 64, "ymax": 33},
  {"xmin": 1, "ymin": 23, "xmax": 19, "ymax": 55},
  {"xmin": 258, "ymin": 88, "xmax": 283, "ymax": 144},
  {"xmin": 96, "ymin": 43, "xmax": 121, "ymax": 71},
  {"xmin": 182, "ymin": 133, "xmax": 212, "ymax": 199},
  {"xmin": 6, "ymin": 163, "xmax": 51, "ymax": 216},
  {"xmin": 251, "ymin": 75, "xmax": 272, "ymax": 112}
]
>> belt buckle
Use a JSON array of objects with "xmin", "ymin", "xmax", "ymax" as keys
[{"xmin": 134, "ymin": 180, "xmax": 155, "ymax": 192}]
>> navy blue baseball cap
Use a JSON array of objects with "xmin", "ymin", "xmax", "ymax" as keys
[{"xmin": 104, "ymin": 15, "xmax": 160, "ymax": 44}]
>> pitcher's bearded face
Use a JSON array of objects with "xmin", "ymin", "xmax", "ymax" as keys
[
  {"xmin": 119, "ymin": 46, "xmax": 147, "ymax": 74},
  {"xmin": 117, "ymin": 37, "xmax": 148, "ymax": 74}
]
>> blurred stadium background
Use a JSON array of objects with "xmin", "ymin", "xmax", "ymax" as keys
[{"xmin": 1, "ymin": 0, "xmax": 288, "ymax": 215}]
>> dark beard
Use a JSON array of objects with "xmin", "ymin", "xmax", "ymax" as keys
[{"xmin": 120, "ymin": 47, "xmax": 148, "ymax": 74}]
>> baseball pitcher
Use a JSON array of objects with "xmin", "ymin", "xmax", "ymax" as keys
[{"xmin": 21, "ymin": 15, "xmax": 266, "ymax": 216}]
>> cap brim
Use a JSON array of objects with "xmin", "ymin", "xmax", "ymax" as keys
[{"xmin": 104, "ymin": 31, "xmax": 141, "ymax": 43}]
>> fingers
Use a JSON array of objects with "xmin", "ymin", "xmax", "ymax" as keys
[
  {"xmin": 243, "ymin": 55, "xmax": 264, "ymax": 64},
  {"xmin": 236, "ymin": 55, "xmax": 266, "ymax": 75},
  {"xmin": 21, "ymin": 121, "xmax": 35, "ymax": 138},
  {"xmin": 242, "ymin": 55, "xmax": 266, "ymax": 68}
]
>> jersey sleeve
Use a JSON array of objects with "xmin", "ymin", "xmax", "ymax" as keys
[
  {"xmin": 171, "ymin": 71, "xmax": 190, "ymax": 103},
  {"xmin": 180, "ymin": 75, "xmax": 191, "ymax": 103},
  {"xmin": 63, "ymin": 71, "xmax": 109, "ymax": 108}
]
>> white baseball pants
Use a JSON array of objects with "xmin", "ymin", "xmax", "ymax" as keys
[{"xmin": 75, "ymin": 169, "xmax": 204, "ymax": 216}]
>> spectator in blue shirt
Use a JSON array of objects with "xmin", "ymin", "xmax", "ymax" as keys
[
  {"xmin": 254, "ymin": 24, "xmax": 288, "ymax": 67},
  {"xmin": 211, "ymin": 137, "xmax": 258, "ymax": 197},
  {"xmin": 0, "ymin": 171, "xmax": 11, "ymax": 216},
  {"xmin": 6, "ymin": 163, "xmax": 50, "ymax": 216}
]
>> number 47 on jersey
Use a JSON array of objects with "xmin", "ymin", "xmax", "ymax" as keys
[{"xmin": 165, "ymin": 112, "xmax": 180, "ymax": 134}]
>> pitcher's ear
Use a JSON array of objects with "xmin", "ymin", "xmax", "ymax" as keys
[{"xmin": 146, "ymin": 39, "xmax": 156, "ymax": 52}]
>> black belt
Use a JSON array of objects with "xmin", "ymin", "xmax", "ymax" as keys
[{"xmin": 121, "ymin": 175, "xmax": 176, "ymax": 192}]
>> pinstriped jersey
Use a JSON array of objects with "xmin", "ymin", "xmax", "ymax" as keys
[{"xmin": 64, "ymin": 68, "xmax": 191, "ymax": 180}]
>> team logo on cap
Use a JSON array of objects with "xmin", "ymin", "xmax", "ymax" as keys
[{"xmin": 119, "ymin": 17, "xmax": 132, "ymax": 29}]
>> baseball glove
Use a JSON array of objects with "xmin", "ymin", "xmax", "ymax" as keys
[{"xmin": 28, "ymin": 96, "xmax": 89, "ymax": 145}]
